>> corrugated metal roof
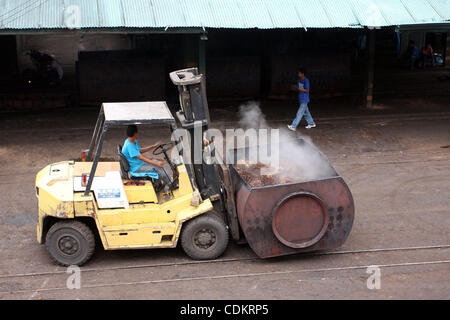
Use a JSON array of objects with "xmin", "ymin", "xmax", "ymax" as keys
[
  {"xmin": 428, "ymin": 0, "xmax": 450, "ymax": 19},
  {"xmin": 0, "ymin": 0, "xmax": 449, "ymax": 31},
  {"xmin": 321, "ymin": 0, "xmax": 361, "ymax": 28}
]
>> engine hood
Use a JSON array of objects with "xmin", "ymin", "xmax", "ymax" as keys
[{"xmin": 35, "ymin": 161, "xmax": 75, "ymax": 218}]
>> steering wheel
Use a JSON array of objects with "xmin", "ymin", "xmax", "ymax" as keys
[{"xmin": 153, "ymin": 142, "xmax": 174, "ymax": 156}]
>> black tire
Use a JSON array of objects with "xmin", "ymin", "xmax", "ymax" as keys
[
  {"xmin": 45, "ymin": 220, "xmax": 95, "ymax": 266},
  {"xmin": 181, "ymin": 213, "xmax": 229, "ymax": 260}
]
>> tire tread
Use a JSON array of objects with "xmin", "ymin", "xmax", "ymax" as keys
[
  {"xmin": 45, "ymin": 220, "xmax": 95, "ymax": 266},
  {"xmin": 181, "ymin": 213, "xmax": 229, "ymax": 260}
]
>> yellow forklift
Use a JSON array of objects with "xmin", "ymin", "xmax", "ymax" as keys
[{"xmin": 35, "ymin": 68, "xmax": 355, "ymax": 266}]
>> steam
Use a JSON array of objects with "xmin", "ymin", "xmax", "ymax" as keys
[
  {"xmin": 235, "ymin": 102, "xmax": 336, "ymax": 184},
  {"xmin": 274, "ymin": 135, "xmax": 337, "ymax": 182},
  {"xmin": 238, "ymin": 101, "xmax": 268, "ymax": 129}
]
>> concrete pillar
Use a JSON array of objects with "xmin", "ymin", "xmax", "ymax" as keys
[
  {"xmin": 446, "ymin": 33, "xmax": 450, "ymax": 67},
  {"xmin": 199, "ymin": 34, "xmax": 207, "ymax": 75}
]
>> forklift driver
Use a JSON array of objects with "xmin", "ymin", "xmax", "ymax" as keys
[{"xmin": 122, "ymin": 125, "xmax": 171, "ymax": 186}]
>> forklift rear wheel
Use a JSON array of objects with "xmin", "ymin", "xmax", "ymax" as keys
[
  {"xmin": 181, "ymin": 213, "xmax": 229, "ymax": 260},
  {"xmin": 45, "ymin": 220, "xmax": 95, "ymax": 266}
]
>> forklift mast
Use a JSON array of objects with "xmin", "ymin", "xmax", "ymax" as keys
[{"xmin": 169, "ymin": 68, "xmax": 222, "ymax": 202}]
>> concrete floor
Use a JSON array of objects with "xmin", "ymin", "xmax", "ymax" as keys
[{"xmin": 0, "ymin": 97, "xmax": 449, "ymax": 300}]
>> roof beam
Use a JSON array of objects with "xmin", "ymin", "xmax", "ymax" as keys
[{"xmin": 0, "ymin": 27, "xmax": 206, "ymax": 35}]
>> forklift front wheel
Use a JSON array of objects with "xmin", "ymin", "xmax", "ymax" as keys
[
  {"xmin": 181, "ymin": 213, "xmax": 229, "ymax": 260},
  {"xmin": 45, "ymin": 220, "xmax": 95, "ymax": 266}
]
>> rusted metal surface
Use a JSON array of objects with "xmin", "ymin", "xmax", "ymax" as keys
[
  {"xmin": 54, "ymin": 201, "xmax": 74, "ymax": 218},
  {"xmin": 272, "ymin": 192, "xmax": 329, "ymax": 249},
  {"xmin": 229, "ymin": 140, "xmax": 355, "ymax": 259}
]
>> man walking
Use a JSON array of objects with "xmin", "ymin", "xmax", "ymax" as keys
[{"xmin": 288, "ymin": 68, "xmax": 316, "ymax": 131}]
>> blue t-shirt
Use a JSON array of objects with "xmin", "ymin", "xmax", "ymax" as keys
[
  {"xmin": 298, "ymin": 77, "xmax": 310, "ymax": 104},
  {"xmin": 122, "ymin": 139, "xmax": 145, "ymax": 174},
  {"xmin": 411, "ymin": 46, "xmax": 419, "ymax": 58}
]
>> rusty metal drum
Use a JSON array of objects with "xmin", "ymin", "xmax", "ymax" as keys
[{"xmin": 228, "ymin": 138, "xmax": 355, "ymax": 258}]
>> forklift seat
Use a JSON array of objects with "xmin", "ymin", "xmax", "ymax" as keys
[
  {"xmin": 117, "ymin": 145, "xmax": 163, "ymax": 191},
  {"xmin": 117, "ymin": 145, "xmax": 131, "ymax": 179}
]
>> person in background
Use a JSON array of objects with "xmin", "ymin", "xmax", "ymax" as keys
[
  {"xmin": 421, "ymin": 43, "xmax": 435, "ymax": 68},
  {"xmin": 406, "ymin": 40, "xmax": 420, "ymax": 70},
  {"xmin": 288, "ymin": 67, "xmax": 316, "ymax": 131}
]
